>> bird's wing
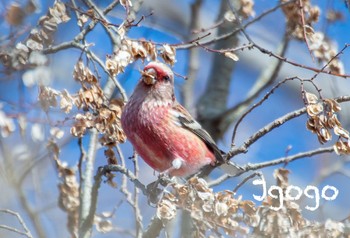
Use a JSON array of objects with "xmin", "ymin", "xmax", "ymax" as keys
[{"xmin": 170, "ymin": 102, "xmax": 224, "ymax": 163}]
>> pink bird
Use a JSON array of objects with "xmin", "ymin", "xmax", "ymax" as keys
[{"xmin": 121, "ymin": 61, "xmax": 225, "ymax": 177}]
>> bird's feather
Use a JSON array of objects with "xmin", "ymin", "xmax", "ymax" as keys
[{"xmin": 171, "ymin": 102, "xmax": 225, "ymax": 163}]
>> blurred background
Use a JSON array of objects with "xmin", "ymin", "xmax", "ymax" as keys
[{"xmin": 1, "ymin": 0, "xmax": 350, "ymax": 237}]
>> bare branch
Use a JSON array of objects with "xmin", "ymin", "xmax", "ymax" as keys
[
  {"xmin": 131, "ymin": 151, "xmax": 143, "ymax": 237},
  {"xmin": 252, "ymin": 42, "xmax": 350, "ymax": 78},
  {"xmin": 99, "ymin": 164, "xmax": 148, "ymax": 195},
  {"xmin": 142, "ymin": 216, "xmax": 163, "ymax": 238},
  {"xmin": 117, "ymin": 145, "xmax": 143, "ymax": 236},
  {"xmin": 175, "ymin": 0, "xmax": 296, "ymax": 50},
  {"xmin": 214, "ymin": 146, "xmax": 335, "ymax": 185},
  {"xmin": 229, "ymin": 77, "xmax": 296, "ymax": 150},
  {"xmin": 216, "ymin": 33, "xmax": 290, "ymax": 136},
  {"xmin": 196, "ymin": 0, "xmax": 240, "ymax": 139},
  {"xmin": 182, "ymin": 0, "xmax": 202, "ymax": 115},
  {"xmin": 78, "ymin": 129, "xmax": 99, "ymax": 238},
  {"xmin": 0, "ymin": 209, "xmax": 33, "ymax": 238},
  {"xmin": 310, "ymin": 43, "xmax": 350, "ymax": 80},
  {"xmin": 232, "ymin": 172, "xmax": 262, "ymax": 194},
  {"xmin": 227, "ymin": 95, "xmax": 350, "ymax": 159},
  {"xmin": 243, "ymin": 146, "xmax": 334, "ymax": 171},
  {"xmin": 80, "ymin": 0, "xmax": 121, "ymax": 47},
  {"xmin": 73, "ymin": 0, "xmax": 120, "ymax": 43},
  {"xmin": 42, "ymin": 41, "xmax": 128, "ymax": 102}
]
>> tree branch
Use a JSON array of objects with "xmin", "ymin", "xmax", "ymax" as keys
[
  {"xmin": 78, "ymin": 129, "xmax": 98, "ymax": 238},
  {"xmin": 182, "ymin": 0, "xmax": 202, "ymax": 115},
  {"xmin": 242, "ymin": 146, "xmax": 334, "ymax": 171},
  {"xmin": 142, "ymin": 216, "xmax": 163, "ymax": 238},
  {"xmin": 227, "ymin": 95, "xmax": 350, "ymax": 159},
  {"xmin": 217, "ymin": 32, "xmax": 291, "ymax": 137},
  {"xmin": 196, "ymin": 0, "xmax": 240, "ymax": 139},
  {"xmin": 175, "ymin": 0, "xmax": 296, "ymax": 50},
  {"xmin": 98, "ymin": 164, "xmax": 148, "ymax": 195},
  {"xmin": 213, "ymin": 146, "xmax": 335, "ymax": 185},
  {"xmin": 0, "ymin": 209, "xmax": 33, "ymax": 238}
]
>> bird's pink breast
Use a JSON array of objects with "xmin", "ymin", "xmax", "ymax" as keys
[{"xmin": 121, "ymin": 99, "xmax": 215, "ymax": 177}]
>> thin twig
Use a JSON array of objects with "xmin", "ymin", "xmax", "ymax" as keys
[
  {"xmin": 73, "ymin": 0, "xmax": 120, "ymax": 43},
  {"xmin": 80, "ymin": 0, "xmax": 120, "ymax": 46},
  {"xmin": 214, "ymin": 146, "xmax": 335, "ymax": 185},
  {"xmin": 192, "ymin": 19, "xmax": 225, "ymax": 34},
  {"xmin": 42, "ymin": 41, "xmax": 128, "ymax": 102},
  {"xmin": 78, "ymin": 137, "xmax": 86, "ymax": 190},
  {"xmin": 0, "ymin": 225, "xmax": 31, "ymax": 238},
  {"xmin": 116, "ymin": 144, "xmax": 144, "ymax": 236},
  {"xmin": 17, "ymin": 187, "xmax": 46, "ymax": 238},
  {"xmin": 242, "ymin": 146, "xmax": 334, "ymax": 171},
  {"xmin": 229, "ymin": 107, "xmax": 306, "ymax": 158},
  {"xmin": 227, "ymin": 95, "xmax": 350, "ymax": 159},
  {"xmin": 298, "ymin": 0, "xmax": 315, "ymax": 61},
  {"xmin": 175, "ymin": 0, "xmax": 296, "ymax": 49},
  {"xmin": 196, "ymin": 42, "xmax": 253, "ymax": 54},
  {"xmin": 230, "ymin": 77, "xmax": 295, "ymax": 148},
  {"xmin": 216, "ymin": 33, "xmax": 290, "ymax": 137},
  {"xmin": 100, "ymin": 164, "xmax": 148, "ymax": 195},
  {"xmin": 0, "ymin": 209, "xmax": 33, "ymax": 238},
  {"xmin": 252, "ymin": 42, "xmax": 350, "ymax": 78},
  {"xmin": 118, "ymin": 144, "xmax": 134, "ymax": 202},
  {"xmin": 232, "ymin": 172, "xmax": 262, "ymax": 194},
  {"xmin": 131, "ymin": 151, "xmax": 143, "ymax": 238},
  {"xmin": 79, "ymin": 78, "xmax": 117, "ymax": 238},
  {"xmin": 310, "ymin": 43, "xmax": 350, "ymax": 81},
  {"xmin": 175, "ymin": 0, "xmax": 350, "ymax": 78}
]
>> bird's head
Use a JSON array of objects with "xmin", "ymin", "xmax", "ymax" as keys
[
  {"xmin": 136, "ymin": 61, "xmax": 175, "ymax": 102},
  {"xmin": 141, "ymin": 61, "xmax": 174, "ymax": 87}
]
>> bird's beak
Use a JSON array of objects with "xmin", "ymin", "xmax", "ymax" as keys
[{"xmin": 142, "ymin": 68, "xmax": 157, "ymax": 85}]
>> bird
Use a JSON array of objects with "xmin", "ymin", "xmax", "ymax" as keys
[{"xmin": 121, "ymin": 61, "xmax": 225, "ymax": 177}]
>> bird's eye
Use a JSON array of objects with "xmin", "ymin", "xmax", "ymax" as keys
[{"xmin": 163, "ymin": 75, "xmax": 170, "ymax": 81}]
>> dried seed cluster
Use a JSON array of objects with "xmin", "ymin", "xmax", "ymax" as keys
[
  {"xmin": 253, "ymin": 169, "xmax": 305, "ymax": 236},
  {"xmin": 48, "ymin": 140, "xmax": 79, "ymax": 237},
  {"xmin": 0, "ymin": 106, "xmax": 16, "ymax": 138},
  {"xmin": 252, "ymin": 169, "xmax": 347, "ymax": 237},
  {"xmin": 70, "ymin": 61, "xmax": 126, "ymax": 146},
  {"xmin": 1, "ymin": 1, "xmax": 70, "ymax": 71},
  {"xmin": 238, "ymin": 0, "xmax": 255, "ymax": 19},
  {"xmin": 157, "ymin": 177, "xmax": 256, "ymax": 237},
  {"xmin": 155, "ymin": 170, "xmax": 349, "ymax": 237},
  {"xmin": 281, "ymin": 0, "xmax": 344, "ymax": 74},
  {"xmin": 37, "ymin": 60, "xmax": 127, "ymax": 163},
  {"xmin": 304, "ymin": 92, "xmax": 350, "ymax": 154},
  {"xmin": 106, "ymin": 40, "xmax": 176, "ymax": 76},
  {"xmin": 281, "ymin": 0, "xmax": 320, "ymax": 40}
]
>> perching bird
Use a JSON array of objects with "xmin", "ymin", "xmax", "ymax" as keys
[{"xmin": 121, "ymin": 61, "xmax": 226, "ymax": 177}]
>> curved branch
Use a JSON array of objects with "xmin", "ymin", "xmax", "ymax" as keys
[
  {"xmin": 0, "ymin": 209, "xmax": 33, "ymax": 238},
  {"xmin": 217, "ymin": 32, "xmax": 291, "ymax": 136},
  {"xmin": 211, "ymin": 146, "xmax": 335, "ymax": 186},
  {"xmin": 242, "ymin": 146, "xmax": 334, "ymax": 171},
  {"xmin": 42, "ymin": 41, "xmax": 128, "ymax": 102},
  {"xmin": 227, "ymin": 95, "xmax": 350, "ymax": 159},
  {"xmin": 98, "ymin": 164, "xmax": 147, "ymax": 195},
  {"xmin": 175, "ymin": 0, "xmax": 296, "ymax": 50}
]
